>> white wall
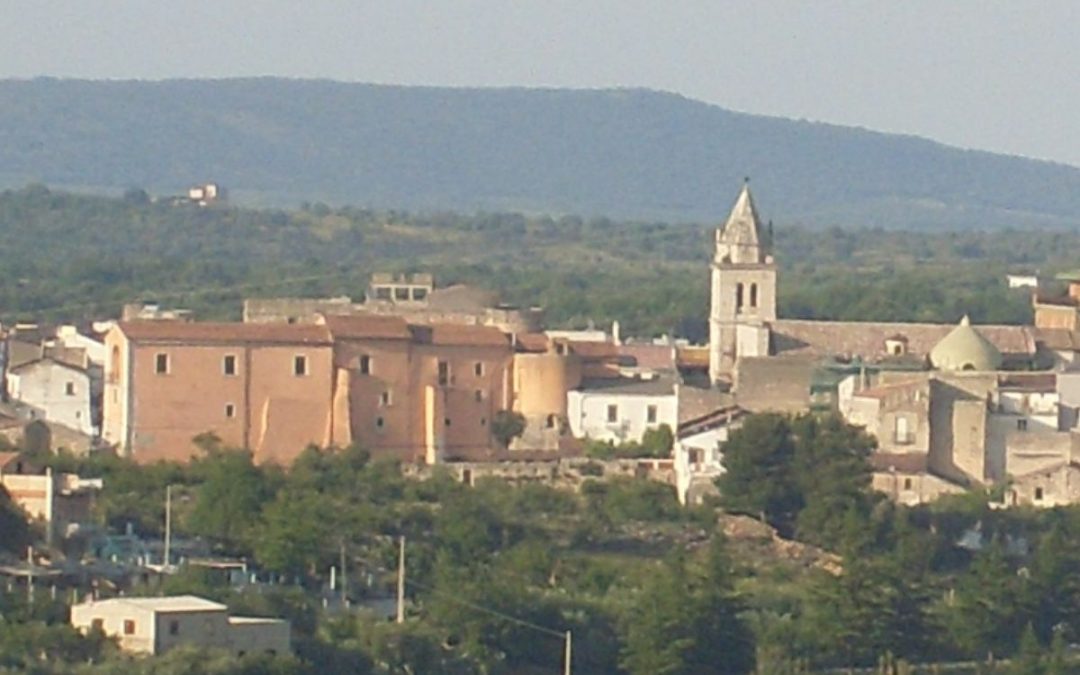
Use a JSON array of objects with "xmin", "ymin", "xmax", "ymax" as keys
[
  {"xmin": 567, "ymin": 390, "xmax": 677, "ymax": 443},
  {"xmin": 7, "ymin": 361, "xmax": 94, "ymax": 435}
]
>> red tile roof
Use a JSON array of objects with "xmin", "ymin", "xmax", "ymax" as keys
[
  {"xmin": 870, "ymin": 452, "xmax": 929, "ymax": 473},
  {"xmin": 321, "ymin": 315, "xmax": 413, "ymax": 340},
  {"xmin": 567, "ymin": 341, "xmax": 618, "ymax": 360},
  {"xmin": 426, "ymin": 324, "xmax": 511, "ymax": 347},
  {"xmin": 771, "ymin": 319, "xmax": 1036, "ymax": 360},
  {"xmin": 619, "ymin": 344, "xmax": 675, "ymax": 371},
  {"xmin": 118, "ymin": 322, "xmax": 332, "ymax": 345}
]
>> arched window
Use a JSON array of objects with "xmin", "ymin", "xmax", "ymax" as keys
[
  {"xmin": 749, "ymin": 283, "xmax": 758, "ymax": 308},
  {"xmin": 735, "ymin": 283, "xmax": 744, "ymax": 312}
]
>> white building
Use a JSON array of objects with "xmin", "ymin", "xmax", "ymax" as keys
[
  {"xmin": 6, "ymin": 358, "xmax": 94, "ymax": 436},
  {"xmin": 567, "ymin": 376, "xmax": 677, "ymax": 444},
  {"xmin": 70, "ymin": 595, "xmax": 289, "ymax": 656},
  {"xmin": 54, "ymin": 325, "xmax": 106, "ymax": 367},
  {"xmin": 1006, "ymin": 274, "xmax": 1039, "ymax": 289},
  {"xmin": 674, "ymin": 406, "xmax": 746, "ymax": 505}
]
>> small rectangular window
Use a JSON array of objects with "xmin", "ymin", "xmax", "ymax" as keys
[
  {"xmin": 394, "ymin": 287, "xmax": 410, "ymax": 301},
  {"xmin": 223, "ymin": 355, "xmax": 237, "ymax": 376},
  {"xmin": 437, "ymin": 361, "xmax": 450, "ymax": 386},
  {"xmin": 169, "ymin": 620, "xmax": 180, "ymax": 636},
  {"xmin": 1035, "ymin": 486, "xmax": 1044, "ymax": 501},
  {"xmin": 225, "ymin": 403, "xmax": 236, "ymax": 418},
  {"xmin": 359, "ymin": 355, "xmax": 371, "ymax": 375},
  {"xmin": 412, "ymin": 288, "xmax": 428, "ymax": 301},
  {"xmin": 474, "ymin": 362, "xmax": 484, "ymax": 377},
  {"xmin": 607, "ymin": 404, "xmax": 618, "ymax": 423},
  {"xmin": 475, "ymin": 390, "xmax": 484, "ymax": 403},
  {"xmin": 647, "ymin": 405, "xmax": 658, "ymax": 424},
  {"xmin": 294, "ymin": 355, "xmax": 308, "ymax": 376},
  {"xmin": 374, "ymin": 287, "xmax": 392, "ymax": 301},
  {"xmin": 380, "ymin": 391, "xmax": 391, "ymax": 407},
  {"xmin": 124, "ymin": 619, "xmax": 135, "ymax": 635},
  {"xmin": 445, "ymin": 417, "xmax": 452, "ymax": 427},
  {"xmin": 155, "ymin": 353, "xmax": 169, "ymax": 374},
  {"xmin": 65, "ymin": 381, "xmax": 76, "ymax": 396},
  {"xmin": 376, "ymin": 416, "xmax": 385, "ymax": 430}
]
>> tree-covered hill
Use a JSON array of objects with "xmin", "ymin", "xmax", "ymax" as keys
[
  {"xmin": 2, "ymin": 78, "xmax": 1080, "ymax": 229},
  {"xmin": 0, "ymin": 185, "xmax": 1069, "ymax": 334}
]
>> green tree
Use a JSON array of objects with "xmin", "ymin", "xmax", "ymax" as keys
[
  {"xmin": 491, "ymin": 410, "xmax": 526, "ymax": 448},
  {"xmin": 187, "ymin": 437, "xmax": 273, "ymax": 552},
  {"xmin": 254, "ymin": 489, "xmax": 333, "ymax": 576},
  {"xmin": 621, "ymin": 538, "xmax": 754, "ymax": 675},
  {"xmin": 717, "ymin": 414, "xmax": 802, "ymax": 534},
  {"xmin": 944, "ymin": 539, "xmax": 1031, "ymax": 659}
]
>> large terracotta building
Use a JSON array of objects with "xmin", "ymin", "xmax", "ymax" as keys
[{"xmin": 102, "ymin": 315, "xmax": 583, "ymax": 464}]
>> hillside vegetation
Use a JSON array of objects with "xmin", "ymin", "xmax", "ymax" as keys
[
  {"xmin": 0, "ymin": 185, "xmax": 1066, "ymax": 334},
  {"xmin": 2, "ymin": 78, "xmax": 1080, "ymax": 228}
]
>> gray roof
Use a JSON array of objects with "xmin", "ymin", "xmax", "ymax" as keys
[{"xmin": 575, "ymin": 376, "xmax": 675, "ymax": 396}]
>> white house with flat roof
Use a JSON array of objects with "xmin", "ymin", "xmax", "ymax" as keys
[{"xmin": 70, "ymin": 595, "xmax": 289, "ymax": 656}]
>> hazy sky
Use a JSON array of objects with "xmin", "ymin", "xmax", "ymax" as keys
[{"xmin": 3, "ymin": 1, "xmax": 1078, "ymax": 166}]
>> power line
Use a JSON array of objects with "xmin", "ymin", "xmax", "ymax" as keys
[{"xmin": 404, "ymin": 577, "xmax": 566, "ymax": 639}]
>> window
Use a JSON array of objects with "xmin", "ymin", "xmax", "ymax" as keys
[
  {"xmin": 380, "ymin": 391, "xmax": 391, "ymax": 407},
  {"xmin": 445, "ymin": 417, "xmax": 452, "ymax": 427},
  {"xmin": 169, "ymin": 620, "xmax": 180, "ymax": 636},
  {"xmin": 359, "ymin": 355, "xmax": 371, "ymax": 375},
  {"xmin": 374, "ymin": 287, "xmax": 392, "ymax": 301},
  {"xmin": 225, "ymin": 403, "xmax": 236, "ymax": 419},
  {"xmin": 480, "ymin": 417, "xmax": 487, "ymax": 427},
  {"xmin": 123, "ymin": 619, "xmax": 135, "ymax": 635},
  {"xmin": 394, "ymin": 287, "xmax": 410, "ymax": 301},
  {"xmin": 412, "ymin": 288, "xmax": 428, "ymax": 301},
  {"xmin": 735, "ymin": 283, "xmax": 744, "ymax": 312},
  {"xmin": 155, "ymin": 353, "xmax": 169, "ymax": 374},
  {"xmin": 474, "ymin": 362, "xmax": 484, "ymax": 377},
  {"xmin": 91, "ymin": 618, "xmax": 104, "ymax": 632},
  {"xmin": 894, "ymin": 417, "xmax": 912, "ymax": 444},
  {"xmin": 474, "ymin": 390, "xmax": 484, "ymax": 403},
  {"xmin": 647, "ymin": 405, "xmax": 658, "ymax": 424},
  {"xmin": 437, "ymin": 361, "xmax": 450, "ymax": 386},
  {"xmin": 546, "ymin": 414, "xmax": 557, "ymax": 429},
  {"xmin": 607, "ymin": 404, "xmax": 618, "ymax": 423},
  {"xmin": 294, "ymin": 355, "xmax": 308, "ymax": 376},
  {"xmin": 749, "ymin": 283, "xmax": 758, "ymax": 308},
  {"xmin": 65, "ymin": 381, "xmax": 75, "ymax": 396},
  {"xmin": 1017, "ymin": 419, "xmax": 1028, "ymax": 432},
  {"xmin": 376, "ymin": 416, "xmax": 385, "ymax": 430},
  {"xmin": 223, "ymin": 354, "xmax": 237, "ymax": 376},
  {"xmin": 1035, "ymin": 487, "xmax": 1044, "ymax": 501},
  {"xmin": 903, "ymin": 478, "xmax": 913, "ymax": 490}
]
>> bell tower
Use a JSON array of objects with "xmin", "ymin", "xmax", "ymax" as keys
[{"xmin": 708, "ymin": 182, "xmax": 777, "ymax": 383}]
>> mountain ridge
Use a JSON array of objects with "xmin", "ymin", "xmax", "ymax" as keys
[{"xmin": 1, "ymin": 77, "xmax": 1078, "ymax": 229}]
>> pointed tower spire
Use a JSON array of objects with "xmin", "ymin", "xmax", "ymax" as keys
[{"xmin": 715, "ymin": 182, "xmax": 767, "ymax": 264}]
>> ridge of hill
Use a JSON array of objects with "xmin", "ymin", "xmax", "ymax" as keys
[{"xmin": 2, "ymin": 78, "xmax": 1079, "ymax": 229}]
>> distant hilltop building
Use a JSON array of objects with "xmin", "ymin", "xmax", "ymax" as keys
[{"xmin": 186, "ymin": 182, "xmax": 226, "ymax": 206}]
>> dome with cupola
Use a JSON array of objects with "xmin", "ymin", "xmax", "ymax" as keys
[{"xmin": 929, "ymin": 316, "xmax": 1002, "ymax": 372}]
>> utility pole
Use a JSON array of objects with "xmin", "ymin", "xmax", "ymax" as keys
[
  {"xmin": 396, "ymin": 536, "xmax": 405, "ymax": 623},
  {"xmin": 163, "ymin": 485, "xmax": 172, "ymax": 569},
  {"xmin": 339, "ymin": 541, "xmax": 347, "ymax": 604},
  {"xmin": 26, "ymin": 546, "xmax": 33, "ymax": 605},
  {"xmin": 564, "ymin": 630, "xmax": 572, "ymax": 675}
]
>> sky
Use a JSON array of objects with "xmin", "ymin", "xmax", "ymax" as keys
[{"xmin": 2, "ymin": 1, "xmax": 1078, "ymax": 167}]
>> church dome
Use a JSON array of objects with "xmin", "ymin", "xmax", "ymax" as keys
[{"xmin": 929, "ymin": 316, "xmax": 1002, "ymax": 372}]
